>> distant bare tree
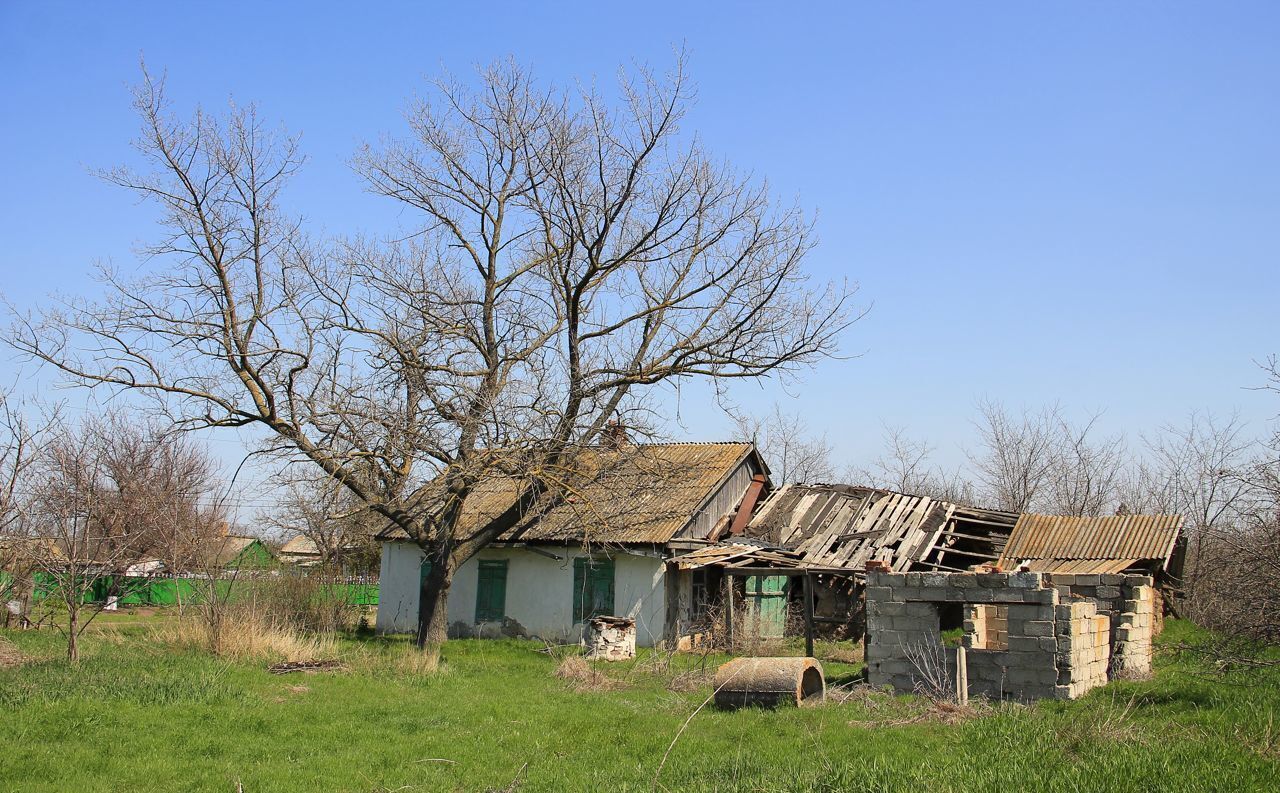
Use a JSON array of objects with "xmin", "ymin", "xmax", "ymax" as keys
[
  {"xmin": 855, "ymin": 425, "xmax": 977, "ymax": 502},
  {"xmin": 968, "ymin": 401, "xmax": 1059, "ymax": 512},
  {"xmin": 734, "ymin": 403, "xmax": 835, "ymax": 483},
  {"xmin": 1043, "ymin": 412, "xmax": 1127, "ymax": 517},
  {"xmin": 1134, "ymin": 413, "xmax": 1256, "ymax": 616},
  {"xmin": 19, "ymin": 416, "xmax": 224, "ymax": 660},
  {"xmin": 8, "ymin": 58, "xmax": 853, "ymax": 650},
  {"xmin": 0, "ymin": 390, "xmax": 59, "ymax": 628},
  {"xmin": 263, "ymin": 473, "xmax": 378, "ymax": 572}
]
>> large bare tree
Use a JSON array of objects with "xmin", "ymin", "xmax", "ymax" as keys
[{"xmin": 9, "ymin": 59, "xmax": 852, "ymax": 649}]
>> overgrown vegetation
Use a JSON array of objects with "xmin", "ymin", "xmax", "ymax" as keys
[{"xmin": 1, "ymin": 616, "xmax": 1276, "ymax": 792}]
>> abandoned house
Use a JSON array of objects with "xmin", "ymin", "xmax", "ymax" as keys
[{"xmin": 375, "ymin": 442, "xmax": 770, "ymax": 645}]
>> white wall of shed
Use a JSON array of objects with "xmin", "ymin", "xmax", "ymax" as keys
[{"xmin": 375, "ymin": 542, "xmax": 669, "ymax": 646}]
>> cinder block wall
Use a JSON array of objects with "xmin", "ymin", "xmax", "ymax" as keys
[
  {"xmin": 864, "ymin": 570, "xmax": 1150, "ymax": 701},
  {"xmin": 1057, "ymin": 601, "xmax": 1109, "ymax": 697},
  {"xmin": 1047, "ymin": 574, "xmax": 1156, "ymax": 677}
]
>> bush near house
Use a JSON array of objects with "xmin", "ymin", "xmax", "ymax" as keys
[{"xmin": 1, "ymin": 616, "xmax": 1277, "ymax": 792}]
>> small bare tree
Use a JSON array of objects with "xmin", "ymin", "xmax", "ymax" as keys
[{"xmin": 8, "ymin": 58, "xmax": 854, "ymax": 650}]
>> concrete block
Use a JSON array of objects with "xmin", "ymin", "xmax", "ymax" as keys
[
  {"xmin": 1006, "ymin": 604, "xmax": 1045, "ymax": 621},
  {"xmin": 1095, "ymin": 586, "xmax": 1122, "ymax": 599},
  {"xmin": 951, "ymin": 575, "xmax": 979, "ymax": 589},
  {"xmin": 977, "ymin": 573, "xmax": 1009, "ymax": 588},
  {"xmin": 1009, "ymin": 571, "xmax": 1043, "ymax": 588},
  {"xmin": 1021, "ymin": 621, "xmax": 1055, "ymax": 637},
  {"xmin": 864, "ymin": 586, "xmax": 892, "ymax": 602},
  {"xmin": 994, "ymin": 589, "xmax": 1028, "ymax": 603},
  {"xmin": 1006, "ymin": 667, "xmax": 1058, "ymax": 686},
  {"xmin": 1008, "ymin": 636, "xmax": 1043, "ymax": 652},
  {"xmin": 920, "ymin": 572, "xmax": 950, "ymax": 588},
  {"xmin": 1099, "ymin": 574, "xmax": 1124, "ymax": 586}
]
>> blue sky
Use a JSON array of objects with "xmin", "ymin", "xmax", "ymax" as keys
[{"xmin": 2, "ymin": 1, "xmax": 1278, "ymax": 491}]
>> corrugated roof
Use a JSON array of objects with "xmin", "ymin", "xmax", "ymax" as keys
[
  {"xmin": 1022, "ymin": 558, "xmax": 1140, "ymax": 574},
  {"xmin": 380, "ymin": 443, "xmax": 757, "ymax": 546},
  {"xmin": 999, "ymin": 513, "xmax": 1183, "ymax": 572},
  {"xmin": 742, "ymin": 484, "xmax": 1017, "ymax": 573}
]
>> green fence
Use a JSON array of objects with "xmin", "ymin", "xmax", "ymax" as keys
[{"xmin": 6, "ymin": 573, "xmax": 379, "ymax": 608}]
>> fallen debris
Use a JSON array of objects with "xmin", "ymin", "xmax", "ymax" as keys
[
  {"xmin": 553, "ymin": 654, "xmax": 624, "ymax": 692},
  {"xmin": 267, "ymin": 659, "xmax": 346, "ymax": 675},
  {"xmin": 0, "ymin": 636, "xmax": 24, "ymax": 668}
]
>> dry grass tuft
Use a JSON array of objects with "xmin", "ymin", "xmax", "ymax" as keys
[
  {"xmin": 154, "ymin": 613, "xmax": 336, "ymax": 663},
  {"xmin": 665, "ymin": 667, "xmax": 714, "ymax": 693},
  {"xmin": 818, "ymin": 642, "xmax": 864, "ymax": 665},
  {"xmin": 833, "ymin": 682, "xmax": 993, "ymax": 726},
  {"xmin": 1054, "ymin": 696, "xmax": 1147, "ymax": 757},
  {"xmin": 553, "ymin": 654, "xmax": 623, "ymax": 692},
  {"xmin": 393, "ymin": 647, "xmax": 443, "ymax": 676},
  {"xmin": 0, "ymin": 636, "xmax": 24, "ymax": 668}
]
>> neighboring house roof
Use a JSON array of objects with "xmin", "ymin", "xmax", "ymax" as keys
[
  {"xmin": 203, "ymin": 535, "xmax": 273, "ymax": 567},
  {"xmin": 279, "ymin": 536, "xmax": 320, "ymax": 558},
  {"xmin": 998, "ymin": 513, "xmax": 1184, "ymax": 574},
  {"xmin": 0, "ymin": 536, "xmax": 65, "ymax": 565},
  {"xmin": 378, "ymin": 442, "xmax": 762, "ymax": 546},
  {"xmin": 739, "ymin": 484, "xmax": 1018, "ymax": 573}
]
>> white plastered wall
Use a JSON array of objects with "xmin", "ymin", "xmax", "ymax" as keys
[{"xmin": 376, "ymin": 541, "xmax": 669, "ymax": 646}]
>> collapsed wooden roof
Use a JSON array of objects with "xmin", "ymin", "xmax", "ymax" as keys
[
  {"xmin": 997, "ymin": 513, "xmax": 1184, "ymax": 575},
  {"xmin": 670, "ymin": 484, "xmax": 1018, "ymax": 575},
  {"xmin": 741, "ymin": 484, "xmax": 1017, "ymax": 573}
]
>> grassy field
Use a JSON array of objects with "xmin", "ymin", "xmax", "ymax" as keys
[{"xmin": 1, "ymin": 616, "xmax": 1277, "ymax": 792}]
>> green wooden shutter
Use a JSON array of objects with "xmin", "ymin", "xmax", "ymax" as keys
[
  {"xmin": 475, "ymin": 560, "xmax": 508, "ymax": 623},
  {"xmin": 573, "ymin": 557, "xmax": 615, "ymax": 622},
  {"xmin": 419, "ymin": 558, "xmax": 432, "ymax": 588},
  {"xmin": 573, "ymin": 557, "xmax": 587, "ymax": 623},
  {"xmin": 591, "ymin": 560, "xmax": 614, "ymax": 618}
]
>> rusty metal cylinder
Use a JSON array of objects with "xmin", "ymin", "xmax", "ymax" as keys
[{"xmin": 713, "ymin": 656, "xmax": 825, "ymax": 709}]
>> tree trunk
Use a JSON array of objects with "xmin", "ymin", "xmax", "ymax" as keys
[
  {"xmin": 66, "ymin": 603, "xmax": 79, "ymax": 663},
  {"xmin": 415, "ymin": 553, "xmax": 453, "ymax": 650}
]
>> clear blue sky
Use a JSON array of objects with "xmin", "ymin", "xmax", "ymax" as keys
[{"xmin": 2, "ymin": 1, "xmax": 1278, "ymax": 487}]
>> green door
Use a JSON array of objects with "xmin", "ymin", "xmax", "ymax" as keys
[{"xmin": 745, "ymin": 575, "xmax": 788, "ymax": 638}]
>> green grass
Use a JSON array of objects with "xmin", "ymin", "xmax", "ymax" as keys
[{"xmin": 1, "ymin": 618, "xmax": 1277, "ymax": 792}]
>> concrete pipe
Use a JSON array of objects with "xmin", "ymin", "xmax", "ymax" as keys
[{"xmin": 713, "ymin": 656, "xmax": 825, "ymax": 709}]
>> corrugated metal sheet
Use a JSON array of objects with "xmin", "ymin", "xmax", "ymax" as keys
[
  {"xmin": 379, "ymin": 443, "xmax": 758, "ymax": 546},
  {"xmin": 1024, "ymin": 558, "xmax": 1140, "ymax": 574},
  {"xmin": 742, "ymin": 484, "xmax": 1017, "ymax": 573},
  {"xmin": 999, "ymin": 513, "xmax": 1183, "ymax": 572}
]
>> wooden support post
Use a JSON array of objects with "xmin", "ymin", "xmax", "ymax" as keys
[
  {"xmin": 803, "ymin": 571, "xmax": 815, "ymax": 659},
  {"xmin": 956, "ymin": 645, "xmax": 969, "ymax": 705},
  {"xmin": 724, "ymin": 573, "xmax": 735, "ymax": 648}
]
